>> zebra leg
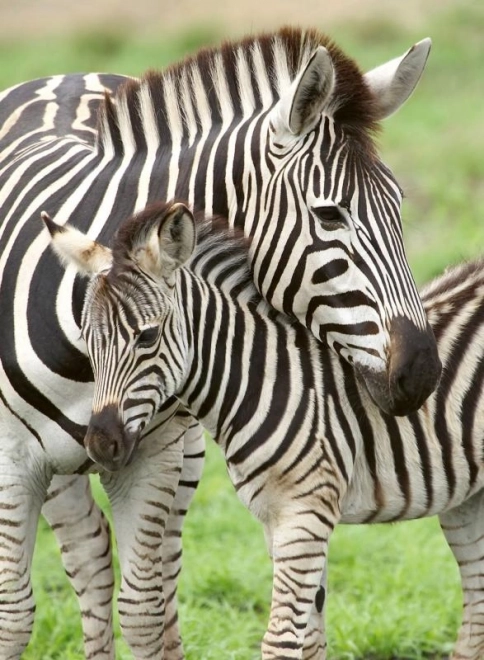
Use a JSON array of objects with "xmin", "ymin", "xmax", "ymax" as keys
[
  {"xmin": 0, "ymin": 463, "xmax": 48, "ymax": 658},
  {"xmin": 42, "ymin": 474, "xmax": 115, "ymax": 659},
  {"xmin": 264, "ymin": 526, "xmax": 328, "ymax": 660},
  {"xmin": 163, "ymin": 421, "xmax": 205, "ymax": 660},
  {"xmin": 440, "ymin": 489, "xmax": 484, "ymax": 660},
  {"xmin": 101, "ymin": 416, "xmax": 188, "ymax": 659},
  {"xmin": 261, "ymin": 505, "xmax": 336, "ymax": 660},
  {"xmin": 302, "ymin": 565, "xmax": 328, "ymax": 660}
]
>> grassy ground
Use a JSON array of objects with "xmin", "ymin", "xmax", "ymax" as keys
[
  {"xmin": 5, "ymin": 1, "xmax": 483, "ymax": 657},
  {"xmin": 29, "ymin": 450, "xmax": 460, "ymax": 660}
]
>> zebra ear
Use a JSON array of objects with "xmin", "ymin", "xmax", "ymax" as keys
[
  {"xmin": 364, "ymin": 38, "xmax": 431, "ymax": 120},
  {"xmin": 132, "ymin": 203, "xmax": 196, "ymax": 280},
  {"xmin": 272, "ymin": 46, "xmax": 335, "ymax": 137},
  {"xmin": 41, "ymin": 211, "xmax": 112, "ymax": 275}
]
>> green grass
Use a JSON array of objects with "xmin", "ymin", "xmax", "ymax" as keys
[
  {"xmin": 28, "ymin": 444, "xmax": 461, "ymax": 659},
  {"xmin": 6, "ymin": 1, "xmax": 483, "ymax": 657}
]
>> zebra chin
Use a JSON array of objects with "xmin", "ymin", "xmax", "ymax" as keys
[
  {"xmin": 84, "ymin": 404, "xmax": 140, "ymax": 472},
  {"xmin": 357, "ymin": 316, "xmax": 442, "ymax": 416}
]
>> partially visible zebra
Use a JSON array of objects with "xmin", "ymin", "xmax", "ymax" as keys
[
  {"xmin": 0, "ymin": 28, "xmax": 439, "ymax": 657},
  {"xmin": 48, "ymin": 199, "xmax": 484, "ymax": 660}
]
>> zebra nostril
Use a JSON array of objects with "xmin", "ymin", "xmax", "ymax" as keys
[
  {"xmin": 395, "ymin": 368, "xmax": 410, "ymax": 398},
  {"xmin": 106, "ymin": 439, "xmax": 120, "ymax": 460},
  {"xmin": 85, "ymin": 405, "xmax": 131, "ymax": 470}
]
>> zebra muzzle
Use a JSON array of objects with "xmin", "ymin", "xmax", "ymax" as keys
[
  {"xmin": 84, "ymin": 405, "xmax": 139, "ymax": 472},
  {"xmin": 359, "ymin": 316, "xmax": 441, "ymax": 416}
]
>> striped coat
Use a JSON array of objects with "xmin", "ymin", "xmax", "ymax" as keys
[
  {"xmin": 50, "ymin": 200, "xmax": 484, "ymax": 660},
  {"xmin": 0, "ymin": 29, "xmax": 438, "ymax": 658}
]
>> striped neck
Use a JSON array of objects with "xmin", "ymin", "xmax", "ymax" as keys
[{"xmin": 175, "ymin": 256, "xmax": 313, "ymax": 450}]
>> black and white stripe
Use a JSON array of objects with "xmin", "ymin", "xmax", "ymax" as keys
[
  {"xmin": 0, "ymin": 29, "xmax": 437, "ymax": 658},
  {"xmin": 59, "ymin": 201, "xmax": 484, "ymax": 660}
]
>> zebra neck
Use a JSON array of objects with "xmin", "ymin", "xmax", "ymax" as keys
[
  {"xmin": 175, "ymin": 265, "xmax": 324, "ymax": 453},
  {"xmin": 175, "ymin": 270, "xmax": 244, "ymax": 443}
]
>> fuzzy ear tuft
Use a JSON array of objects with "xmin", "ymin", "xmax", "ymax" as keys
[
  {"xmin": 41, "ymin": 211, "xmax": 112, "ymax": 275},
  {"xmin": 158, "ymin": 202, "xmax": 197, "ymax": 269},
  {"xmin": 130, "ymin": 202, "xmax": 196, "ymax": 280},
  {"xmin": 364, "ymin": 38, "xmax": 431, "ymax": 120}
]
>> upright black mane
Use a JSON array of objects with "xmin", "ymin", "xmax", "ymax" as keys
[{"xmin": 97, "ymin": 27, "xmax": 380, "ymax": 156}]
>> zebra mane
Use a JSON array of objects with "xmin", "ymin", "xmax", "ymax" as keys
[
  {"xmin": 420, "ymin": 257, "xmax": 484, "ymax": 311},
  {"xmin": 190, "ymin": 215, "xmax": 261, "ymax": 304},
  {"xmin": 97, "ymin": 26, "xmax": 379, "ymax": 156}
]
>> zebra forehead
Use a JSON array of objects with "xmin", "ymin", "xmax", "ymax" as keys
[
  {"xmin": 97, "ymin": 27, "xmax": 379, "ymax": 156},
  {"xmin": 84, "ymin": 271, "xmax": 165, "ymax": 328}
]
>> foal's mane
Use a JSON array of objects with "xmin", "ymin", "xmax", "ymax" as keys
[{"xmin": 97, "ymin": 27, "xmax": 379, "ymax": 156}]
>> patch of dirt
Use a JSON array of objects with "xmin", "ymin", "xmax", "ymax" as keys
[{"xmin": 0, "ymin": 0, "xmax": 458, "ymax": 40}]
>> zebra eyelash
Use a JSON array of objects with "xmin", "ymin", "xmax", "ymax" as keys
[
  {"xmin": 312, "ymin": 205, "xmax": 347, "ymax": 230},
  {"xmin": 135, "ymin": 326, "xmax": 160, "ymax": 348}
]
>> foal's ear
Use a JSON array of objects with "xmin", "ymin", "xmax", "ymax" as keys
[
  {"xmin": 41, "ymin": 211, "xmax": 112, "ymax": 275},
  {"xmin": 132, "ymin": 203, "xmax": 196, "ymax": 280}
]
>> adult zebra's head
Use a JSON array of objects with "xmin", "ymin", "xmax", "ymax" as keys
[
  {"xmin": 244, "ymin": 30, "xmax": 441, "ymax": 414},
  {"xmin": 41, "ymin": 206, "xmax": 194, "ymax": 471}
]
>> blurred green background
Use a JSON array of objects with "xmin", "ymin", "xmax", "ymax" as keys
[{"xmin": 1, "ymin": 0, "xmax": 480, "ymax": 657}]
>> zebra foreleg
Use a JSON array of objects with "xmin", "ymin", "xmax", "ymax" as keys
[
  {"xmin": 101, "ymin": 418, "xmax": 187, "ymax": 659},
  {"xmin": 440, "ymin": 489, "xmax": 484, "ymax": 660},
  {"xmin": 261, "ymin": 505, "xmax": 336, "ymax": 660},
  {"xmin": 302, "ymin": 565, "xmax": 328, "ymax": 660},
  {"xmin": 42, "ymin": 474, "xmax": 115, "ymax": 659},
  {"xmin": 163, "ymin": 422, "xmax": 205, "ymax": 660},
  {"xmin": 263, "ymin": 525, "xmax": 328, "ymax": 660},
  {"xmin": 0, "ymin": 450, "xmax": 49, "ymax": 658}
]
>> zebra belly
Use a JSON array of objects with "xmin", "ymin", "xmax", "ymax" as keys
[{"xmin": 340, "ymin": 430, "xmax": 484, "ymax": 524}]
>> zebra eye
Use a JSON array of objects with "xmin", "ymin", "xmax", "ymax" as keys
[
  {"xmin": 136, "ymin": 327, "xmax": 160, "ymax": 348},
  {"xmin": 312, "ymin": 205, "xmax": 346, "ymax": 229}
]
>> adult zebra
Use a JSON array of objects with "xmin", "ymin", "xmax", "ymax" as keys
[
  {"xmin": 49, "ymin": 199, "xmax": 484, "ymax": 660},
  {"xmin": 0, "ymin": 29, "xmax": 439, "ymax": 658}
]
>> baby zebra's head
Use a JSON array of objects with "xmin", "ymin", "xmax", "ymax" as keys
[{"xmin": 42, "ymin": 201, "xmax": 196, "ymax": 471}]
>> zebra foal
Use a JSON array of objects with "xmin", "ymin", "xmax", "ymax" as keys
[
  {"xmin": 47, "ymin": 200, "xmax": 484, "ymax": 660},
  {"xmin": 0, "ymin": 28, "xmax": 439, "ymax": 657}
]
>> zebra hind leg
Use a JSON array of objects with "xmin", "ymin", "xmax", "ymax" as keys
[
  {"xmin": 163, "ymin": 422, "xmax": 205, "ymax": 660},
  {"xmin": 42, "ymin": 474, "xmax": 115, "ymax": 659},
  {"xmin": 439, "ymin": 489, "xmax": 484, "ymax": 660}
]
